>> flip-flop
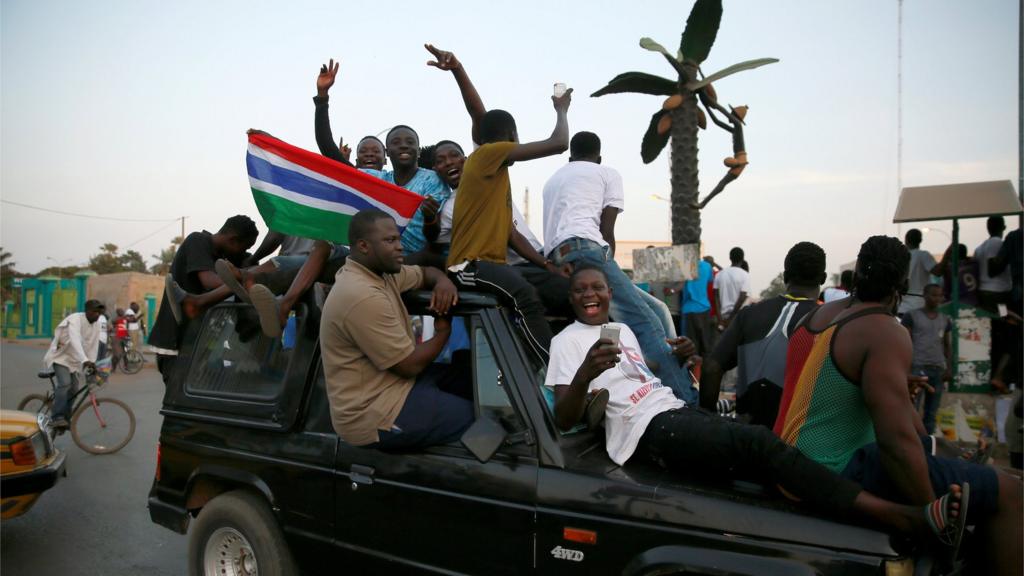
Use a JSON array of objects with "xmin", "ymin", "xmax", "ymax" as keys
[
  {"xmin": 249, "ymin": 284, "xmax": 283, "ymax": 338},
  {"xmin": 925, "ymin": 483, "xmax": 970, "ymax": 567},
  {"xmin": 215, "ymin": 259, "xmax": 251, "ymax": 304},
  {"xmin": 164, "ymin": 275, "xmax": 184, "ymax": 324},
  {"xmin": 584, "ymin": 388, "xmax": 609, "ymax": 429}
]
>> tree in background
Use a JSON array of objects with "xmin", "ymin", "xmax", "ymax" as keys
[
  {"xmin": 87, "ymin": 243, "xmax": 148, "ymax": 274},
  {"xmin": 150, "ymin": 236, "xmax": 183, "ymax": 276},
  {"xmin": 1, "ymin": 247, "xmax": 21, "ymax": 303},
  {"xmin": 759, "ymin": 272, "xmax": 786, "ymax": 300},
  {"xmin": 592, "ymin": 0, "xmax": 777, "ymax": 246}
]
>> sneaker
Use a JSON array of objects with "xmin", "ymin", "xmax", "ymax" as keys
[{"xmin": 51, "ymin": 417, "xmax": 69, "ymax": 430}]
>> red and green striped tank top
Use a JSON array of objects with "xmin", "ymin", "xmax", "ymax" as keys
[{"xmin": 773, "ymin": 306, "xmax": 890, "ymax": 473}]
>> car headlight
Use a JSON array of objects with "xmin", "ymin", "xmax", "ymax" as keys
[{"xmin": 885, "ymin": 557, "xmax": 914, "ymax": 576}]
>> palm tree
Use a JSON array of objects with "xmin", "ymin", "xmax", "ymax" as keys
[{"xmin": 592, "ymin": 0, "xmax": 777, "ymax": 246}]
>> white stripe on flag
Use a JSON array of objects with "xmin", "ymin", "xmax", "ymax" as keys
[
  {"xmin": 250, "ymin": 176, "xmax": 412, "ymax": 226},
  {"xmin": 247, "ymin": 143, "xmax": 412, "ymax": 218}
]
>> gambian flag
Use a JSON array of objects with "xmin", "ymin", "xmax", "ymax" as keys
[{"xmin": 246, "ymin": 132, "xmax": 424, "ymax": 243}]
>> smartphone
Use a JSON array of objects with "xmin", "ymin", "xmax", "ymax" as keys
[
  {"xmin": 998, "ymin": 303, "xmax": 1008, "ymax": 317},
  {"xmin": 599, "ymin": 323, "xmax": 620, "ymax": 348},
  {"xmin": 553, "ymin": 82, "xmax": 567, "ymax": 98}
]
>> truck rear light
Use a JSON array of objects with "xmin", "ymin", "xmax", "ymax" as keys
[
  {"xmin": 154, "ymin": 442, "xmax": 161, "ymax": 482},
  {"xmin": 563, "ymin": 527, "xmax": 597, "ymax": 545},
  {"xmin": 11, "ymin": 438, "xmax": 38, "ymax": 466}
]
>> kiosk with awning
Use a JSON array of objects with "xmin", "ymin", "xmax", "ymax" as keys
[{"xmin": 893, "ymin": 179, "xmax": 1022, "ymax": 392}]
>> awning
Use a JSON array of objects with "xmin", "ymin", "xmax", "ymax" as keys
[{"xmin": 893, "ymin": 180, "xmax": 1021, "ymax": 223}]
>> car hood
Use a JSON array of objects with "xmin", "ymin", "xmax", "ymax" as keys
[
  {"xmin": 0, "ymin": 410, "xmax": 41, "ymax": 439},
  {"xmin": 541, "ymin": 437, "xmax": 897, "ymax": 557}
]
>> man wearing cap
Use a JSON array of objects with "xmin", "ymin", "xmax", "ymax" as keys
[{"xmin": 42, "ymin": 299, "xmax": 106, "ymax": 428}]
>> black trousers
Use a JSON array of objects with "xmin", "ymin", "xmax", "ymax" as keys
[
  {"xmin": 512, "ymin": 263, "xmax": 573, "ymax": 319},
  {"xmin": 635, "ymin": 408, "xmax": 861, "ymax": 518},
  {"xmin": 683, "ymin": 310, "xmax": 716, "ymax": 357},
  {"xmin": 450, "ymin": 261, "xmax": 553, "ymax": 359}
]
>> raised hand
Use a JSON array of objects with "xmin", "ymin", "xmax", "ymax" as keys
[
  {"xmin": 420, "ymin": 197, "xmax": 441, "ymax": 223},
  {"xmin": 552, "ymin": 87, "xmax": 573, "ymax": 113},
  {"xmin": 339, "ymin": 138, "xmax": 352, "ymax": 162},
  {"xmin": 425, "ymin": 44, "xmax": 461, "ymax": 71},
  {"xmin": 317, "ymin": 59, "xmax": 340, "ymax": 97}
]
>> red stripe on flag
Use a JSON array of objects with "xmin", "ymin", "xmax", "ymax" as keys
[{"xmin": 248, "ymin": 132, "xmax": 424, "ymax": 218}]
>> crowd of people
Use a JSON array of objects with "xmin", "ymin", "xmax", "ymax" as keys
[{"xmin": 124, "ymin": 46, "xmax": 1022, "ymax": 573}]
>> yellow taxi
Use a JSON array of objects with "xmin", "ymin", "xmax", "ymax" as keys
[{"xmin": 1, "ymin": 409, "xmax": 66, "ymax": 519}]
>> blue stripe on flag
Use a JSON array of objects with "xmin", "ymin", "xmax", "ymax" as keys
[{"xmin": 246, "ymin": 153, "xmax": 388, "ymax": 214}]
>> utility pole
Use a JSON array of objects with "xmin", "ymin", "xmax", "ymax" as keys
[
  {"xmin": 180, "ymin": 216, "xmax": 186, "ymax": 241},
  {"xmin": 896, "ymin": 0, "xmax": 903, "ymax": 238}
]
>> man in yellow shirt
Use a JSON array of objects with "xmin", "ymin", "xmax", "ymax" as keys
[{"xmin": 447, "ymin": 90, "xmax": 573, "ymax": 359}]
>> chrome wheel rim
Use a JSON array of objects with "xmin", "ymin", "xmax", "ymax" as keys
[{"xmin": 203, "ymin": 527, "xmax": 257, "ymax": 576}]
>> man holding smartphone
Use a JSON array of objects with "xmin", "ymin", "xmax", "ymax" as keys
[
  {"xmin": 545, "ymin": 263, "xmax": 974, "ymax": 554},
  {"xmin": 543, "ymin": 132, "xmax": 697, "ymax": 404}
]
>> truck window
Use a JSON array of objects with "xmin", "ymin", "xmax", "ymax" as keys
[
  {"xmin": 473, "ymin": 325, "xmax": 527, "ymax": 436},
  {"xmin": 184, "ymin": 306, "xmax": 297, "ymax": 400}
]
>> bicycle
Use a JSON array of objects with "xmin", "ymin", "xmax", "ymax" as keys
[
  {"xmin": 119, "ymin": 337, "xmax": 145, "ymax": 374},
  {"xmin": 17, "ymin": 362, "xmax": 136, "ymax": 455}
]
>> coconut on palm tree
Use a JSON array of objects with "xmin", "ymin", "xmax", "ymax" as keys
[{"xmin": 592, "ymin": 0, "xmax": 777, "ymax": 247}]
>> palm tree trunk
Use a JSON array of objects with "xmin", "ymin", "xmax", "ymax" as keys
[{"xmin": 668, "ymin": 93, "xmax": 701, "ymax": 246}]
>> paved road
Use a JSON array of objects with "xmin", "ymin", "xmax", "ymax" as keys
[{"xmin": 1, "ymin": 341, "xmax": 188, "ymax": 576}]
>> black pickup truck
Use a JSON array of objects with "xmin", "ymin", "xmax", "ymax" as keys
[{"xmin": 149, "ymin": 292, "xmax": 922, "ymax": 576}]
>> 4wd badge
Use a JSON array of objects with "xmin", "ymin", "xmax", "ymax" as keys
[{"xmin": 550, "ymin": 546, "xmax": 584, "ymax": 562}]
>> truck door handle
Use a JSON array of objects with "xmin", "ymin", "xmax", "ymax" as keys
[{"xmin": 350, "ymin": 464, "xmax": 375, "ymax": 487}]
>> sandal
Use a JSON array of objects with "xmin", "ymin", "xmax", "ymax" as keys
[
  {"xmin": 925, "ymin": 483, "xmax": 970, "ymax": 567},
  {"xmin": 164, "ymin": 276, "xmax": 185, "ymax": 324},
  {"xmin": 584, "ymin": 388, "xmax": 609, "ymax": 429},
  {"xmin": 215, "ymin": 259, "xmax": 251, "ymax": 304},
  {"xmin": 249, "ymin": 284, "xmax": 283, "ymax": 338}
]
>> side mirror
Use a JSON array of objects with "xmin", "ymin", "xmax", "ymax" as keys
[{"xmin": 460, "ymin": 415, "xmax": 507, "ymax": 463}]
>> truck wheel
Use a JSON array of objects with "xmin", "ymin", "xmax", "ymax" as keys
[{"xmin": 188, "ymin": 490, "xmax": 297, "ymax": 576}]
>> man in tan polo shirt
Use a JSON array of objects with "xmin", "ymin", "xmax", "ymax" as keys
[{"xmin": 320, "ymin": 209, "xmax": 467, "ymax": 450}]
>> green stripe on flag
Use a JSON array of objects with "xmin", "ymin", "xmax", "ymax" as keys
[{"xmin": 252, "ymin": 188, "xmax": 351, "ymax": 243}]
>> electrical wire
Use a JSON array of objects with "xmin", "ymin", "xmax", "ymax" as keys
[
  {"xmin": 125, "ymin": 220, "xmax": 182, "ymax": 248},
  {"xmin": 1, "ymin": 199, "xmax": 180, "ymax": 223}
]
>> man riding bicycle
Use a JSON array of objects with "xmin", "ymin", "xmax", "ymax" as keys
[{"xmin": 42, "ymin": 299, "xmax": 106, "ymax": 429}]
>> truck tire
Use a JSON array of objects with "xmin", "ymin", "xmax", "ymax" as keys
[{"xmin": 188, "ymin": 490, "xmax": 297, "ymax": 576}]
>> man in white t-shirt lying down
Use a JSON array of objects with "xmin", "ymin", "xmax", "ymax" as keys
[{"xmin": 544, "ymin": 263, "xmax": 973, "ymax": 556}]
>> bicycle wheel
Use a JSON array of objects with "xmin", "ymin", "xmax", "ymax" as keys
[
  {"xmin": 70, "ymin": 396, "xmax": 136, "ymax": 454},
  {"xmin": 122, "ymin": 349, "xmax": 145, "ymax": 374},
  {"xmin": 17, "ymin": 393, "xmax": 52, "ymax": 415}
]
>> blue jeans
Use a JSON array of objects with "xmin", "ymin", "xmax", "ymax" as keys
[
  {"xmin": 549, "ymin": 238, "xmax": 697, "ymax": 404},
  {"xmin": 913, "ymin": 365, "xmax": 944, "ymax": 435},
  {"xmin": 637, "ymin": 287, "xmax": 677, "ymax": 339},
  {"xmin": 52, "ymin": 363, "xmax": 79, "ymax": 421}
]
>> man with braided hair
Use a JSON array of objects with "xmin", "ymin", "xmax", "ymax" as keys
[{"xmin": 775, "ymin": 235, "xmax": 1021, "ymax": 574}]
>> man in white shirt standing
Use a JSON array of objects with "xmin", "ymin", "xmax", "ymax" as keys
[
  {"xmin": 713, "ymin": 247, "xmax": 751, "ymax": 331},
  {"xmin": 42, "ymin": 299, "xmax": 106, "ymax": 428},
  {"xmin": 975, "ymin": 216, "xmax": 1013, "ymax": 390},
  {"xmin": 899, "ymin": 228, "xmax": 949, "ymax": 314},
  {"xmin": 543, "ymin": 132, "xmax": 696, "ymax": 404}
]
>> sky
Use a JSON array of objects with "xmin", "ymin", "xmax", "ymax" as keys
[{"xmin": 1, "ymin": 0, "xmax": 1020, "ymax": 293}]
